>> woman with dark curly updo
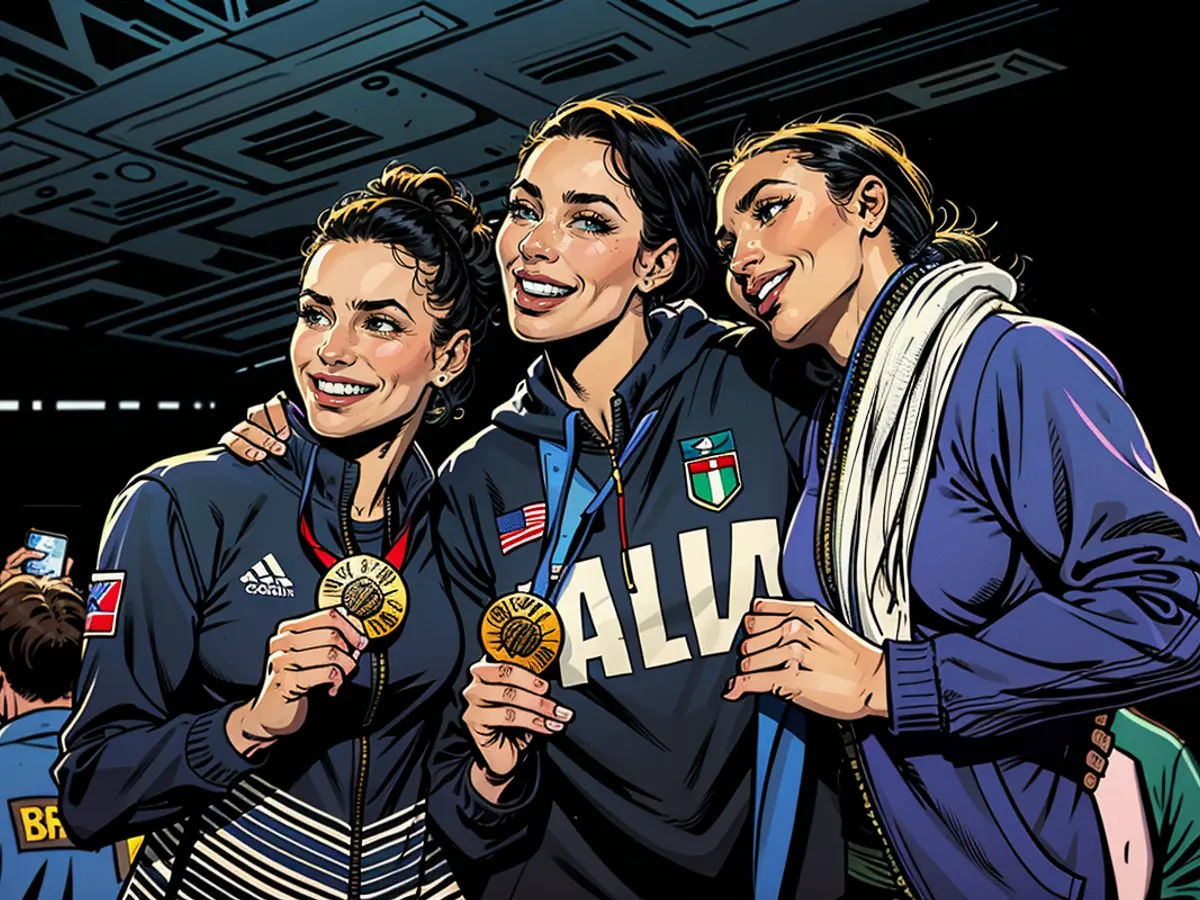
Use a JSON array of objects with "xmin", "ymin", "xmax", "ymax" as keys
[{"xmin": 56, "ymin": 162, "xmax": 496, "ymax": 900}]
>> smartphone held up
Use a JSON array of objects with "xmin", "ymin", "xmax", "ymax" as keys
[{"xmin": 24, "ymin": 529, "xmax": 68, "ymax": 579}]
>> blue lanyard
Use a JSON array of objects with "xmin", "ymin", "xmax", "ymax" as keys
[
  {"xmin": 531, "ymin": 411, "xmax": 580, "ymax": 600},
  {"xmin": 531, "ymin": 409, "xmax": 659, "ymax": 605}
]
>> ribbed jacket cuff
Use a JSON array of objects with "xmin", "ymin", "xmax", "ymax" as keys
[
  {"xmin": 186, "ymin": 703, "xmax": 265, "ymax": 788},
  {"xmin": 885, "ymin": 639, "xmax": 944, "ymax": 735},
  {"xmin": 466, "ymin": 752, "xmax": 541, "ymax": 824}
]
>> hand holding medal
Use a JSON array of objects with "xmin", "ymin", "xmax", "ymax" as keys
[
  {"xmin": 226, "ymin": 606, "xmax": 369, "ymax": 758},
  {"xmin": 463, "ymin": 593, "xmax": 572, "ymax": 792}
]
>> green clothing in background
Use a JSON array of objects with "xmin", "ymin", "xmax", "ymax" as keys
[{"xmin": 1112, "ymin": 710, "xmax": 1200, "ymax": 899}]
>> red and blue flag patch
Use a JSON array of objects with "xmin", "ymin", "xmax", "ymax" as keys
[
  {"xmin": 496, "ymin": 502, "xmax": 546, "ymax": 554},
  {"xmin": 85, "ymin": 572, "xmax": 125, "ymax": 637}
]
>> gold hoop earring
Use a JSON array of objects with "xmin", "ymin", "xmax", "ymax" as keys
[{"xmin": 453, "ymin": 408, "xmax": 465, "ymax": 421}]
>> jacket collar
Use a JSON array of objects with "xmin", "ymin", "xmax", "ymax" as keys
[
  {"xmin": 274, "ymin": 401, "xmax": 435, "ymax": 544},
  {"xmin": 0, "ymin": 707, "xmax": 71, "ymax": 747}
]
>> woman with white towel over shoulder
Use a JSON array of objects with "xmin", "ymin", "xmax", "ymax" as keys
[{"xmin": 714, "ymin": 119, "xmax": 1200, "ymax": 900}]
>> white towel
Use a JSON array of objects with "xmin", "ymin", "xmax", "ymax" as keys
[{"xmin": 826, "ymin": 260, "xmax": 1029, "ymax": 644}]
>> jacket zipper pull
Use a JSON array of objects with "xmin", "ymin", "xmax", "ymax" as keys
[{"xmin": 606, "ymin": 444, "xmax": 636, "ymax": 593}]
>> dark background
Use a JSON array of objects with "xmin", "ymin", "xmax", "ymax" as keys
[{"xmin": 3, "ymin": 2, "xmax": 1193, "ymax": 741}]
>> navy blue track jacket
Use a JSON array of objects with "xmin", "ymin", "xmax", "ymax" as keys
[
  {"xmin": 426, "ymin": 301, "xmax": 844, "ymax": 900},
  {"xmin": 55, "ymin": 405, "xmax": 464, "ymax": 900}
]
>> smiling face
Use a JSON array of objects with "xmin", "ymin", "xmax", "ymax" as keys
[
  {"xmin": 290, "ymin": 240, "xmax": 457, "ymax": 438},
  {"xmin": 496, "ymin": 136, "xmax": 663, "ymax": 343},
  {"xmin": 716, "ymin": 150, "xmax": 871, "ymax": 348}
]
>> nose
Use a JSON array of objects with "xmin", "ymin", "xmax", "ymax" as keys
[
  {"xmin": 517, "ymin": 217, "xmax": 560, "ymax": 264},
  {"xmin": 318, "ymin": 321, "xmax": 356, "ymax": 366},
  {"xmin": 729, "ymin": 235, "xmax": 763, "ymax": 279}
]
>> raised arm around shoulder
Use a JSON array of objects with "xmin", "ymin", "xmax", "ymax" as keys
[
  {"xmin": 55, "ymin": 475, "xmax": 264, "ymax": 847},
  {"xmin": 886, "ymin": 321, "xmax": 1200, "ymax": 739}
]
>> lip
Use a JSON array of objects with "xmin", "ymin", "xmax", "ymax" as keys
[
  {"xmin": 744, "ymin": 265, "xmax": 794, "ymax": 318},
  {"xmin": 308, "ymin": 372, "xmax": 377, "ymax": 408},
  {"xmin": 512, "ymin": 268, "xmax": 577, "ymax": 314}
]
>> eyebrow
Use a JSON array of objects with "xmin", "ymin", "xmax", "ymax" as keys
[
  {"xmin": 298, "ymin": 289, "xmax": 414, "ymax": 322},
  {"xmin": 353, "ymin": 297, "xmax": 414, "ymax": 321},
  {"xmin": 563, "ymin": 190, "xmax": 625, "ymax": 221},
  {"xmin": 299, "ymin": 288, "xmax": 332, "ymax": 305},
  {"xmin": 512, "ymin": 179, "xmax": 541, "ymax": 200},
  {"xmin": 735, "ymin": 178, "xmax": 792, "ymax": 214}
]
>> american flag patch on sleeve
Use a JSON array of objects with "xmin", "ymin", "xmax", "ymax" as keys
[{"xmin": 495, "ymin": 503, "xmax": 547, "ymax": 554}]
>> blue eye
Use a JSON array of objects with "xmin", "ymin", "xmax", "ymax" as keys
[
  {"xmin": 365, "ymin": 316, "xmax": 403, "ymax": 335},
  {"xmin": 753, "ymin": 196, "xmax": 793, "ymax": 224},
  {"xmin": 300, "ymin": 305, "xmax": 331, "ymax": 327},
  {"xmin": 505, "ymin": 200, "xmax": 537, "ymax": 222},
  {"xmin": 572, "ymin": 212, "xmax": 614, "ymax": 235}
]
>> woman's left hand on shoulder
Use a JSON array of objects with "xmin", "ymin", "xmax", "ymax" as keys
[
  {"xmin": 723, "ymin": 598, "xmax": 889, "ymax": 720},
  {"xmin": 221, "ymin": 391, "xmax": 290, "ymax": 462}
]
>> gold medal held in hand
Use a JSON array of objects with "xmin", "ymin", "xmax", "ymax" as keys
[
  {"xmin": 481, "ymin": 592, "xmax": 563, "ymax": 674},
  {"xmin": 317, "ymin": 554, "xmax": 408, "ymax": 641}
]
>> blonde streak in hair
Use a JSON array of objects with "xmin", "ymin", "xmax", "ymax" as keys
[
  {"xmin": 932, "ymin": 200, "xmax": 994, "ymax": 259},
  {"xmin": 721, "ymin": 119, "xmax": 937, "ymax": 221}
]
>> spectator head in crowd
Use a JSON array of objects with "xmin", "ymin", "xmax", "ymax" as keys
[{"xmin": 0, "ymin": 574, "xmax": 85, "ymax": 721}]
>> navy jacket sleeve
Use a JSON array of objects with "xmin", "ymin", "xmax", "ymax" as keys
[
  {"xmin": 55, "ymin": 475, "xmax": 263, "ymax": 847},
  {"xmin": 425, "ymin": 468, "xmax": 545, "ymax": 863},
  {"xmin": 887, "ymin": 321, "xmax": 1200, "ymax": 738}
]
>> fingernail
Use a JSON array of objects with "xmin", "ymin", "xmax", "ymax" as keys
[
  {"xmin": 330, "ymin": 667, "xmax": 339, "ymax": 680},
  {"xmin": 533, "ymin": 678, "xmax": 546, "ymax": 691},
  {"xmin": 250, "ymin": 450, "xmax": 264, "ymax": 460},
  {"xmin": 726, "ymin": 678, "xmax": 734, "ymax": 692},
  {"xmin": 524, "ymin": 731, "xmax": 534, "ymax": 742},
  {"xmin": 546, "ymin": 720, "xmax": 564, "ymax": 731},
  {"xmin": 272, "ymin": 441, "xmax": 287, "ymax": 455},
  {"xmin": 279, "ymin": 427, "xmax": 291, "ymax": 439},
  {"xmin": 359, "ymin": 635, "xmax": 369, "ymax": 650},
  {"xmin": 352, "ymin": 649, "xmax": 361, "ymax": 661},
  {"xmin": 740, "ymin": 658, "xmax": 750, "ymax": 672},
  {"xmin": 555, "ymin": 706, "xmax": 574, "ymax": 722},
  {"xmin": 753, "ymin": 599, "xmax": 764, "ymax": 612},
  {"xmin": 335, "ymin": 606, "xmax": 348, "ymax": 618}
]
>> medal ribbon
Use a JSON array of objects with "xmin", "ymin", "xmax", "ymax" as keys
[{"xmin": 297, "ymin": 447, "xmax": 411, "ymax": 574}]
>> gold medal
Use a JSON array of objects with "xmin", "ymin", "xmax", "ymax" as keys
[
  {"xmin": 481, "ymin": 592, "xmax": 563, "ymax": 674},
  {"xmin": 317, "ymin": 553, "xmax": 407, "ymax": 641}
]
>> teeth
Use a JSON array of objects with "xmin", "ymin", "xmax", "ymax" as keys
[
  {"xmin": 757, "ymin": 271, "xmax": 788, "ymax": 300},
  {"xmin": 316, "ymin": 379, "xmax": 372, "ymax": 396},
  {"xmin": 520, "ymin": 278, "xmax": 571, "ymax": 298}
]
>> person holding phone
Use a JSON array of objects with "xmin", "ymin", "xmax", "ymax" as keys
[
  {"xmin": 1, "ymin": 572, "xmax": 125, "ymax": 900},
  {"xmin": 54, "ymin": 162, "xmax": 496, "ymax": 900},
  {"xmin": 1, "ymin": 535, "xmax": 73, "ymax": 587}
]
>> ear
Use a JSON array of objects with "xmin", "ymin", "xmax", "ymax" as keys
[
  {"xmin": 634, "ymin": 238, "xmax": 680, "ymax": 295},
  {"xmin": 433, "ymin": 329, "xmax": 472, "ymax": 386},
  {"xmin": 851, "ymin": 176, "xmax": 888, "ymax": 235}
]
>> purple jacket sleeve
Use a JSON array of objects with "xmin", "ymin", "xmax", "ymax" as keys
[
  {"xmin": 425, "ymin": 467, "xmax": 545, "ymax": 863},
  {"xmin": 886, "ymin": 321, "xmax": 1200, "ymax": 739}
]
